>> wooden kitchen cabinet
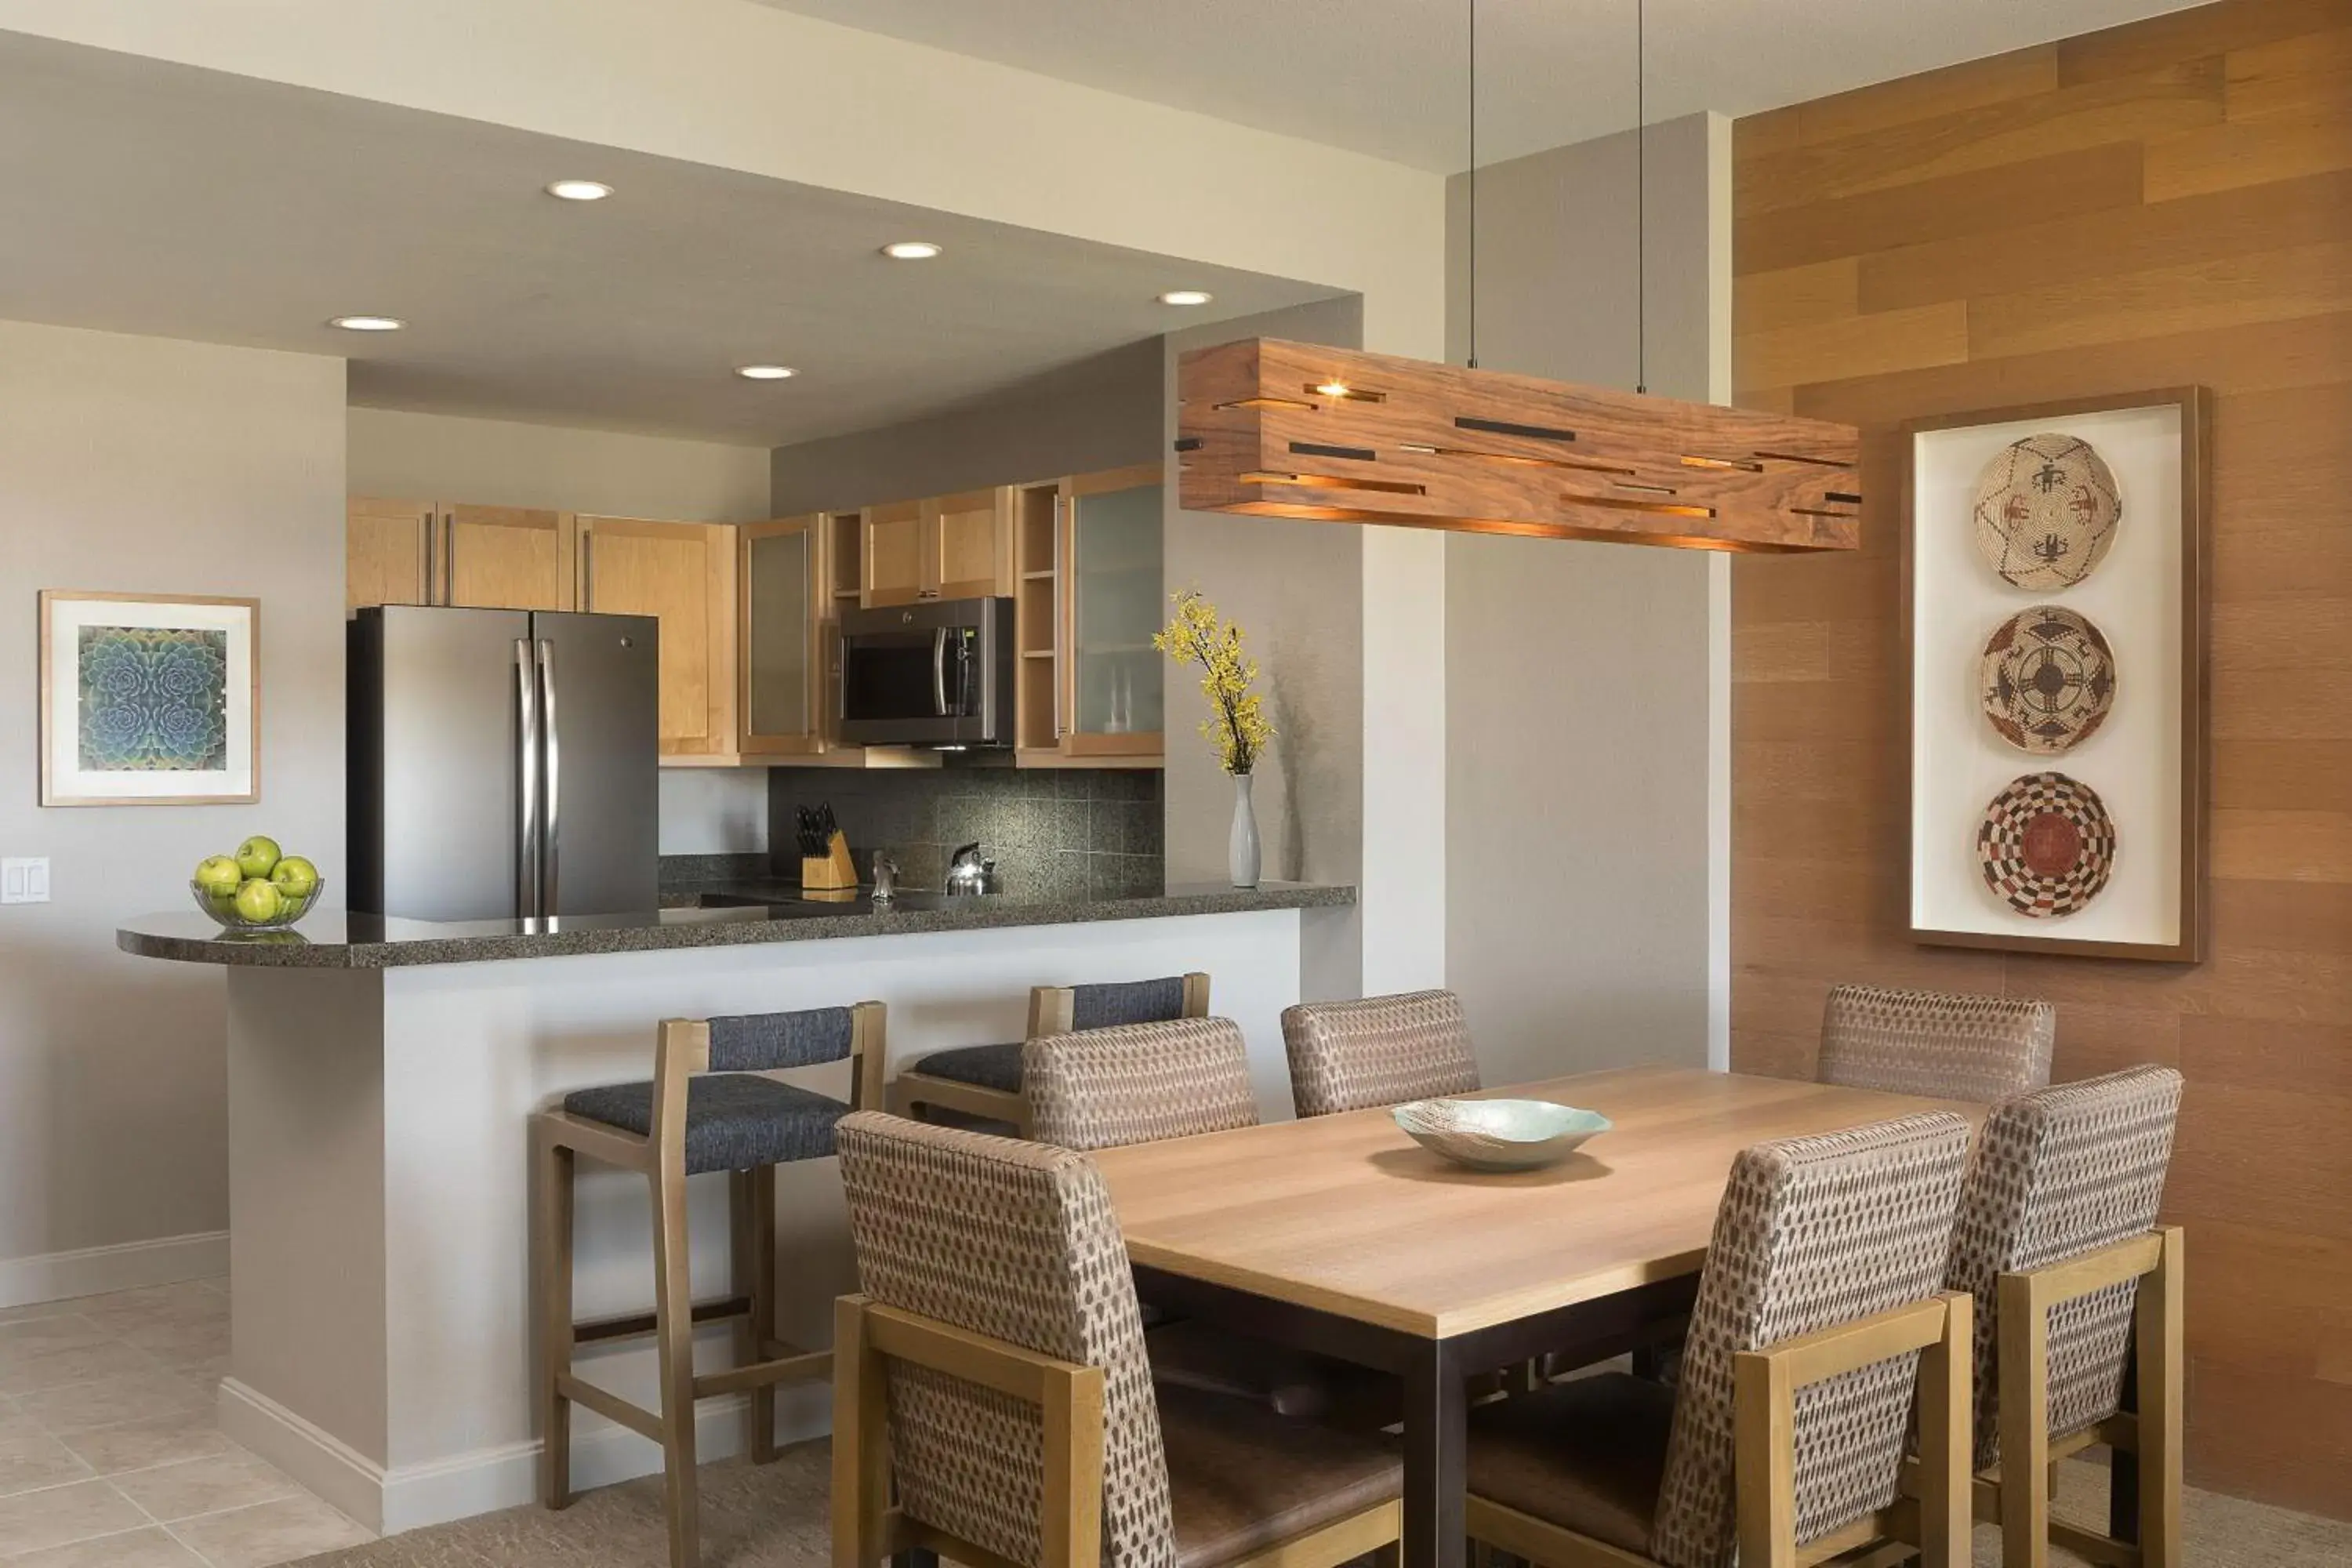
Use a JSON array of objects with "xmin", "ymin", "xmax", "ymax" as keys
[
  {"xmin": 346, "ymin": 497, "xmax": 434, "ymax": 614},
  {"xmin": 444, "ymin": 505, "xmax": 575, "ymax": 611},
  {"xmin": 739, "ymin": 516, "xmax": 822, "ymax": 756},
  {"xmin": 347, "ymin": 499, "xmax": 575, "ymax": 614},
  {"xmin": 1013, "ymin": 464, "xmax": 1164, "ymax": 766},
  {"xmin": 577, "ymin": 515, "xmax": 737, "ymax": 761},
  {"xmin": 859, "ymin": 488, "xmax": 1011, "ymax": 606}
]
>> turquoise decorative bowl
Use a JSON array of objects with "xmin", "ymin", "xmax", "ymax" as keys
[{"xmin": 1390, "ymin": 1098, "xmax": 1613, "ymax": 1173}]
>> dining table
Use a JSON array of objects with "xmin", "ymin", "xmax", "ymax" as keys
[{"xmin": 1089, "ymin": 1065, "xmax": 1988, "ymax": 1568}]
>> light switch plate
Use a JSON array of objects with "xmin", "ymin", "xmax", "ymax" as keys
[{"xmin": 2, "ymin": 858, "xmax": 49, "ymax": 904}]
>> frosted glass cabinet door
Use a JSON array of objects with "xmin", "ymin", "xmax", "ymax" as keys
[
  {"xmin": 741, "ymin": 517, "xmax": 819, "ymax": 753},
  {"xmin": 1069, "ymin": 479, "xmax": 1164, "ymax": 748}
]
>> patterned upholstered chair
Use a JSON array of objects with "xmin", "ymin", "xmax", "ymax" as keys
[
  {"xmin": 1816, "ymin": 982, "xmax": 2056, "ymax": 1102},
  {"xmin": 1281, "ymin": 989, "xmax": 1481, "ymax": 1119},
  {"xmin": 894, "ymin": 973, "xmax": 1212, "ymax": 1134},
  {"xmin": 1935, "ymin": 1065, "xmax": 2184, "ymax": 1568},
  {"xmin": 1464, "ymin": 1113, "xmax": 1977, "ymax": 1568},
  {"xmin": 833, "ymin": 1111, "xmax": 1403, "ymax": 1568},
  {"xmin": 1026, "ymin": 1016, "xmax": 1400, "ymax": 1432},
  {"xmin": 532, "ymin": 1003, "xmax": 885, "ymax": 1568}
]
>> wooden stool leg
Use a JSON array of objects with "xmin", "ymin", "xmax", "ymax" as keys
[
  {"xmin": 730, "ymin": 1167, "xmax": 781, "ymax": 1464},
  {"xmin": 533, "ymin": 1130, "xmax": 576, "ymax": 1509},
  {"xmin": 651, "ymin": 1163, "xmax": 700, "ymax": 1568}
]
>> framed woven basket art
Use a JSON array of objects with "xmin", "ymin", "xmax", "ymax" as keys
[{"xmin": 1903, "ymin": 390, "xmax": 2208, "ymax": 963}]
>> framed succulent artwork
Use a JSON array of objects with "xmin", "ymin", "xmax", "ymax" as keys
[
  {"xmin": 1902, "ymin": 390, "xmax": 2208, "ymax": 963},
  {"xmin": 38, "ymin": 591, "xmax": 260, "ymax": 806}
]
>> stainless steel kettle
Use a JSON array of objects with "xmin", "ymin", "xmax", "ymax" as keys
[{"xmin": 945, "ymin": 841, "xmax": 999, "ymax": 896}]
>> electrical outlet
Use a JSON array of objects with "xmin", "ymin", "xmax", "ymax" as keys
[{"xmin": 1, "ymin": 858, "xmax": 49, "ymax": 904}]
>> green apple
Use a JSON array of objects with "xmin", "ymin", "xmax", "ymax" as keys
[
  {"xmin": 234, "ymin": 836, "xmax": 281, "ymax": 880},
  {"xmin": 271, "ymin": 855, "xmax": 318, "ymax": 900},
  {"xmin": 194, "ymin": 855, "xmax": 244, "ymax": 898},
  {"xmin": 233, "ymin": 877, "xmax": 283, "ymax": 924}
]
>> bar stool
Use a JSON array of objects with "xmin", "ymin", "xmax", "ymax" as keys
[
  {"xmin": 891, "ymin": 972, "xmax": 1210, "ymax": 1134},
  {"xmin": 532, "ymin": 1002, "xmax": 885, "ymax": 1568}
]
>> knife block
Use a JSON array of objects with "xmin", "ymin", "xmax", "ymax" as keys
[{"xmin": 800, "ymin": 831, "xmax": 858, "ymax": 891}]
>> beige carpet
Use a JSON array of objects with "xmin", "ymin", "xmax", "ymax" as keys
[{"xmin": 290, "ymin": 1441, "xmax": 2352, "ymax": 1567}]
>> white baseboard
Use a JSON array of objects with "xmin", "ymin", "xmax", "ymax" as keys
[
  {"xmin": 220, "ymin": 1374, "xmax": 830, "ymax": 1535},
  {"xmin": 0, "ymin": 1230, "xmax": 228, "ymax": 1310}
]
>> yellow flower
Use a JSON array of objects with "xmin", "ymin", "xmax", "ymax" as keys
[{"xmin": 1153, "ymin": 588, "xmax": 1274, "ymax": 775}]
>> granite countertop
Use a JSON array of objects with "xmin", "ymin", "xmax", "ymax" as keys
[{"xmin": 117, "ymin": 881, "xmax": 1355, "ymax": 968}]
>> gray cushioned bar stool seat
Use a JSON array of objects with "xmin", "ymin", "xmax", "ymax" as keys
[
  {"xmin": 901, "ymin": 1039, "xmax": 1023, "ymax": 1093},
  {"xmin": 563, "ymin": 1075, "xmax": 849, "ymax": 1175},
  {"xmin": 891, "ymin": 971, "xmax": 1209, "ymax": 1134}
]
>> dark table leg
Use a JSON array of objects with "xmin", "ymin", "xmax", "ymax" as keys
[
  {"xmin": 1401, "ymin": 1337, "xmax": 1467, "ymax": 1568},
  {"xmin": 2109, "ymin": 1340, "xmax": 2141, "ymax": 1543}
]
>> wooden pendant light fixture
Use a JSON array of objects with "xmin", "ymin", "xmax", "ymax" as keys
[
  {"xmin": 1174, "ymin": 338, "xmax": 1861, "ymax": 553},
  {"xmin": 1171, "ymin": 0, "xmax": 1860, "ymax": 554}
]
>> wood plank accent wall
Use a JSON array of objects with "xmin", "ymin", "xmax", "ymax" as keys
[{"xmin": 1730, "ymin": 0, "xmax": 2352, "ymax": 1520}]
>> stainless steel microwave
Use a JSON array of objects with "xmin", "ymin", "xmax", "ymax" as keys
[{"xmin": 836, "ymin": 597, "xmax": 1016, "ymax": 748}]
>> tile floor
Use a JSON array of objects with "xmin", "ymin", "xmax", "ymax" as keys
[{"xmin": 0, "ymin": 1279, "xmax": 372, "ymax": 1566}]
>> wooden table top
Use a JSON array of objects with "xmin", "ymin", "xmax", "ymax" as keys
[{"xmin": 1091, "ymin": 1066, "xmax": 1984, "ymax": 1338}]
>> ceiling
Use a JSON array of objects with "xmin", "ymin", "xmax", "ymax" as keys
[
  {"xmin": 0, "ymin": 33, "xmax": 1336, "ymax": 446},
  {"xmin": 755, "ymin": 0, "xmax": 2208, "ymax": 172}
]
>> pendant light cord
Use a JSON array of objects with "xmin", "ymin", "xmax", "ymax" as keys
[
  {"xmin": 1466, "ymin": 0, "xmax": 1479, "ymax": 369},
  {"xmin": 1635, "ymin": 0, "xmax": 1647, "ymax": 394}
]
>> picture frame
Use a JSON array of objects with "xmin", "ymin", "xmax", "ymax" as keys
[
  {"xmin": 38, "ymin": 590, "xmax": 261, "ymax": 807},
  {"xmin": 1901, "ymin": 389, "xmax": 2209, "ymax": 963}
]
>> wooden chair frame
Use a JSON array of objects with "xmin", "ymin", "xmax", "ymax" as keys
[
  {"xmin": 1898, "ymin": 1225, "xmax": 2183, "ymax": 1568},
  {"xmin": 891, "ymin": 973, "xmax": 1212, "ymax": 1135},
  {"xmin": 532, "ymin": 1002, "xmax": 887, "ymax": 1568},
  {"xmin": 1465, "ymin": 1292, "xmax": 1973, "ymax": 1568},
  {"xmin": 833, "ymin": 1292, "xmax": 1401, "ymax": 1568}
]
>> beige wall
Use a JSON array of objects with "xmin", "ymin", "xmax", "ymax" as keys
[
  {"xmin": 0, "ymin": 319, "xmax": 346, "ymax": 1296},
  {"xmin": 770, "ymin": 339, "xmax": 1164, "ymax": 514},
  {"xmin": 347, "ymin": 405, "xmax": 774, "ymax": 855},
  {"xmin": 1161, "ymin": 298, "xmax": 1373, "ymax": 1001},
  {"xmin": 347, "ymin": 406, "xmax": 771, "ymax": 522},
  {"xmin": 1441, "ymin": 115, "xmax": 1733, "ymax": 1084}
]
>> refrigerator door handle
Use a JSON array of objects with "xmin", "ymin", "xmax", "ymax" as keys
[
  {"xmin": 514, "ymin": 637, "xmax": 540, "ymax": 920},
  {"xmin": 538, "ymin": 638, "xmax": 561, "ymax": 916}
]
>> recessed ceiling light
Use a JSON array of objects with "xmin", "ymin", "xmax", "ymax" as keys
[
  {"xmin": 329, "ymin": 315, "xmax": 405, "ymax": 332},
  {"xmin": 735, "ymin": 365, "xmax": 797, "ymax": 380},
  {"xmin": 881, "ymin": 240, "xmax": 942, "ymax": 260},
  {"xmin": 545, "ymin": 179, "xmax": 615, "ymax": 201},
  {"xmin": 1158, "ymin": 289, "xmax": 1214, "ymax": 307}
]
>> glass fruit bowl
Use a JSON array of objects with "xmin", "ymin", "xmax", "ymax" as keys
[{"xmin": 190, "ymin": 877, "xmax": 324, "ymax": 932}]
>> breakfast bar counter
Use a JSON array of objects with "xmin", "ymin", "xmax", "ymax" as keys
[{"xmin": 118, "ymin": 882, "xmax": 1352, "ymax": 1537}]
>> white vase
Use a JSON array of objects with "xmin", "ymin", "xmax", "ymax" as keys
[{"xmin": 1229, "ymin": 772, "xmax": 1261, "ymax": 889}]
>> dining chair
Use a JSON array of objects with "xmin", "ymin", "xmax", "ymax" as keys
[
  {"xmin": 1816, "ymin": 982, "xmax": 2055, "ymax": 1102},
  {"xmin": 893, "ymin": 972, "xmax": 1212, "ymax": 1134},
  {"xmin": 1025, "ymin": 1014, "xmax": 1401, "ymax": 1431},
  {"xmin": 1281, "ymin": 988, "xmax": 1481, "ymax": 1119},
  {"xmin": 1464, "ymin": 1112, "xmax": 1977, "ymax": 1568},
  {"xmin": 1934, "ymin": 1064, "xmax": 2184, "ymax": 1568},
  {"xmin": 832, "ymin": 1111, "xmax": 1404, "ymax": 1568},
  {"xmin": 533, "ymin": 1002, "xmax": 886, "ymax": 1568}
]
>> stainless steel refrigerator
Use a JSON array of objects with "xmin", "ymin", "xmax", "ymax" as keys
[{"xmin": 348, "ymin": 605, "xmax": 659, "ymax": 921}]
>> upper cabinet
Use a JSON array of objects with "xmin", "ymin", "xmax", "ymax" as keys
[
  {"xmin": 859, "ymin": 488, "xmax": 1011, "ymax": 606},
  {"xmin": 739, "ymin": 516, "xmax": 822, "ymax": 756},
  {"xmin": 346, "ymin": 497, "xmax": 434, "ymax": 614},
  {"xmin": 345, "ymin": 500, "xmax": 573, "ymax": 614},
  {"xmin": 1014, "ymin": 464, "xmax": 1165, "ymax": 764},
  {"xmin": 445, "ymin": 505, "xmax": 574, "ymax": 611},
  {"xmin": 577, "ymin": 516, "xmax": 738, "ymax": 763}
]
